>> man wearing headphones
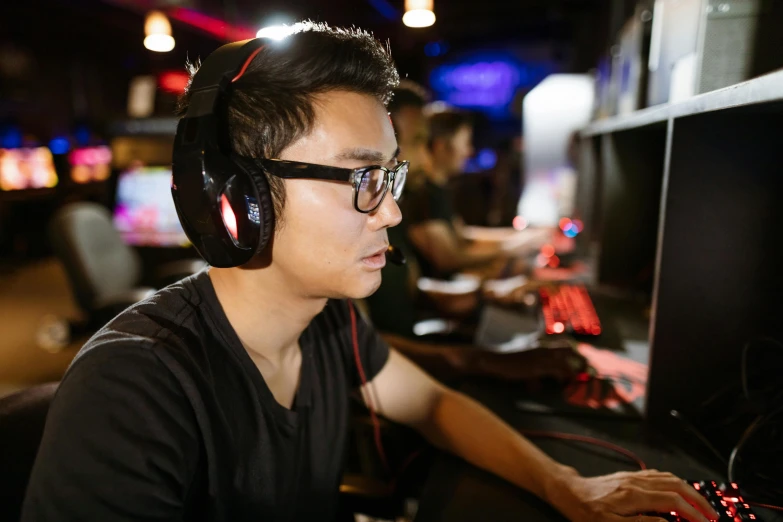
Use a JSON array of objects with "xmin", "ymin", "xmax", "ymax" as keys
[{"xmin": 23, "ymin": 23, "xmax": 717, "ymax": 522}]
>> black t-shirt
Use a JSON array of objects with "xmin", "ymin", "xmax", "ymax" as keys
[
  {"xmin": 22, "ymin": 270, "xmax": 390, "ymax": 522},
  {"xmin": 402, "ymin": 180, "xmax": 458, "ymax": 280}
]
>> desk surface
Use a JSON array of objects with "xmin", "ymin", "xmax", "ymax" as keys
[{"xmin": 414, "ymin": 378, "xmax": 740, "ymax": 522}]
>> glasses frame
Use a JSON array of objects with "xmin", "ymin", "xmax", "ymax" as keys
[{"xmin": 255, "ymin": 158, "xmax": 409, "ymax": 214}]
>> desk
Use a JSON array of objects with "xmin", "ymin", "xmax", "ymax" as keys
[{"xmin": 414, "ymin": 378, "xmax": 727, "ymax": 522}]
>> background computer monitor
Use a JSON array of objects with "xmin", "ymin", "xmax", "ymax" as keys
[
  {"xmin": 112, "ymin": 165, "xmax": 189, "ymax": 247},
  {"xmin": 68, "ymin": 145, "xmax": 112, "ymax": 184},
  {"xmin": 0, "ymin": 147, "xmax": 59, "ymax": 191}
]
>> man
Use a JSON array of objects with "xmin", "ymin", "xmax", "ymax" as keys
[
  {"xmin": 23, "ymin": 23, "xmax": 717, "ymax": 522},
  {"xmin": 405, "ymin": 109, "xmax": 543, "ymax": 281}
]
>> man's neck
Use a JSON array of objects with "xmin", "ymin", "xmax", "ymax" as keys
[{"xmin": 208, "ymin": 266, "xmax": 327, "ymax": 369}]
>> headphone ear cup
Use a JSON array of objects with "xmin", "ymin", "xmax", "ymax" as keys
[{"xmin": 230, "ymin": 155, "xmax": 275, "ymax": 255}]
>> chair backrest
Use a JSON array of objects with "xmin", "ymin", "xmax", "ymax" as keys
[
  {"xmin": 0, "ymin": 383, "xmax": 59, "ymax": 522},
  {"xmin": 48, "ymin": 202, "xmax": 143, "ymax": 313}
]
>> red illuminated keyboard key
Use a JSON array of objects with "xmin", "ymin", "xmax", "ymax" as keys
[{"xmin": 539, "ymin": 284, "xmax": 602, "ymax": 336}]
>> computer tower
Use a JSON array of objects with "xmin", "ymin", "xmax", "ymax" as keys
[
  {"xmin": 698, "ymin": 0, "xmax": 783, "ymax": 93},
  {"xmin": 647, "ymin": 0, "xmax": 783, "ymax": 106}
]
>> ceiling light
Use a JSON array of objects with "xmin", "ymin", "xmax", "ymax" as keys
[
  {"xmin": 144, "ymin": 11, "xmax": 175, "ymax": 52},
  {"xmin": 403, "ymin": 0, "xmax": 435, "ymax": 28}
]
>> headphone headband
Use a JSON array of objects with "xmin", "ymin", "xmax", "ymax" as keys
[{"xmin": 184, "ymin": 38, "xmax": 266, "ymax": 119}]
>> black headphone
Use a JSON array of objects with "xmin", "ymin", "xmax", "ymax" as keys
[
  {"xmin": 171, "ymin": 38, "xmax": 273, "ymax": 268},
  {"xmin": 172, "ymin": 37, "xmax": 407, "ymax": 269}
]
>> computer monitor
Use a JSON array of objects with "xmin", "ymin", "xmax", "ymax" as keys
[
  {"xmin": 0, "ymin": 147, "xmax": 59, "ymax": 191},
  {"xmin": 112, "ymin": 166, "xmax": 189, "ymax": 247},
  {"xmin": 69, "ymin": 146, "xmax": 112, "ymax": 184}
]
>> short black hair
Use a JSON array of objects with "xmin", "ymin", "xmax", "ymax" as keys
[
  {"xmin": 387, "ymin": 80, "xmax": 429, "ymax": 118},
  {"xmin": 177, "ymin": 21, "xmax": 399, "ymax": 224},
  {"xmin": 427, "ymin": 109, "xmax": 473, "ymax": 150}
]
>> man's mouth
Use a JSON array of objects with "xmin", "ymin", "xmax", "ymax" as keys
[{"xmin": 361, "ymin": 246, "xmax": 388, "ymax": 269}]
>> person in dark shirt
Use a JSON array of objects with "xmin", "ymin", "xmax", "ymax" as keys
[
  {"xmin": 405, "ymin": 109, "xmax": 548, "ymax": 281},
  {"xmin": 22, "ymin": 22, "xmax": 718, "ymax": 522}
]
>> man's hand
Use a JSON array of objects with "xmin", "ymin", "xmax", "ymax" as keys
[
  {"xmin": 500, "ymin": 227, "xmax": 554, "ymax": 255},
  {"xmin": 549, "ymin": 469, "xmax": 720, "ymax": 522},
  {"xmin": 473, "ymin": 346, "xmax": 587, "ymax": 383}
]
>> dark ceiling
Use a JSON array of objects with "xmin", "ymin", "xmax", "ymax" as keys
[
  {"xmin": 223, "ymin": 0, "xmax": 612, "ymax": 72},
  {"xmin": 0, "ymin": 0, "xmax": 618, "ymax": 136},
  {"xmin": 2, "ymin": 0, "xmax": 614, "ymax": 78}
]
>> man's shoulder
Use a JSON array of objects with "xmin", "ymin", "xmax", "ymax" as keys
[{"xmin": 70, "ymin": 276, "xmax": 209, "ymax": 377}]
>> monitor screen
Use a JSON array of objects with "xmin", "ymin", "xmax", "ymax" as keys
[
  {"xmin": 69, "ymin": 146, "xmax": 112, "ymax": 184},
  {"xmin": 0, "ymin": 147, "xmax": 59, "ymax": 191},
  {"xmin": 112, "ymin": 166, "xmax": 189, "ymax": 247}
]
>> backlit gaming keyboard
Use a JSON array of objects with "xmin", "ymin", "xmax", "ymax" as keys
[
  {"xmin": 650, "ymin": 481, "xmax": 762, "ymax": 522},
  {"xmin": 539, "ymin": 284, "xmax": 602, "ymax": 336}
]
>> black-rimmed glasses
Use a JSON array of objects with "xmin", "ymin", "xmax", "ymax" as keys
[{"xmin": 256, "ymin": 158, "xmax": 409, "ymax": 213}]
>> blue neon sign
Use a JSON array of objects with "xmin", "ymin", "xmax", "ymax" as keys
[{"xmin": 430, "ymin": 53, "xmax": 555, "ymax": 119}]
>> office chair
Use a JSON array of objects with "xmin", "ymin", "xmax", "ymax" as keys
[
  {"xmin": 0, "ymin": 382, "xmax": 59, "ymax": 522},
  {"xmin": 48, "ymin": 202, "xmax": 206, "ymax": 328}
]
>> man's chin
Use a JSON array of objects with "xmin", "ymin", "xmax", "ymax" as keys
[{"xmin": 342, "ymin": 272, "xmax": 383, "ymax": 301}]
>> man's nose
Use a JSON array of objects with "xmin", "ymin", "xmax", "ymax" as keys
[{"xmin": 372, "ymin": 191, "xmax": 402, "ymax": 229}]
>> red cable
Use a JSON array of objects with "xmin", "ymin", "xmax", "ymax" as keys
[
  {"xmin": 519, "ymin": 430, "xmax": 647, "ymax": 470},
  {"xmin": 231, "ymin": 45, "xmax": 265, "ymax": 83},
  {"xmin": 747, "ymin": 501, "xmax": 783, "ymax": 512},
  {"xmin": 385, "ymin": 449, "xmax": 423, "ymax": 494},
  {"xmin": 348, "ymin": 300, "xmax": 391, "ymax": 475}
]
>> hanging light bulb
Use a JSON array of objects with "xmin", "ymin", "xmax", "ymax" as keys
[
  {"xmin": 403, "ymin": 0, "xmax": 436, "ymax": 28},
  {"xmin": 144, "ymin": 11, "xmax": 175, "ymax": 52}
]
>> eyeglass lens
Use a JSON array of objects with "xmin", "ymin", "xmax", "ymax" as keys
[{"xmin": 356, "ymin": 164, "xmax": 408, "ymax": 211}]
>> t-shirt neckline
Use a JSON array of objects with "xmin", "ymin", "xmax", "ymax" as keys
[{"xmin": 192, "ymin": 270, "xmax": 314, "ymax": 428}]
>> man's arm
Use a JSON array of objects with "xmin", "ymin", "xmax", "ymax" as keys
[
  {"xmin": 364, "ymin": 350, "xmax": 719, "ymax": 522},
  {"xmin": 378, "ymin": 333, "xmax": 586, "ymax": 384},
  {"xmin": 377, "ymin": 333, "xmax": 467, "ymax": 380},
  {"xmin": 407, "ymin": 221, "xmax": 506, "ymax": 274}
]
